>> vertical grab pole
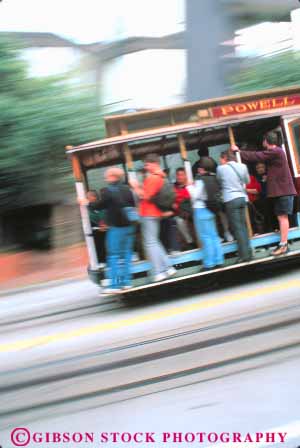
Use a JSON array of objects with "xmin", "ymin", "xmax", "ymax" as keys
[
  {"xmin": 179, "ymin": 135, "xmax": 194, "ymax": 184},
  {"xmin": 160, "ymin": 137, "xmax": 170, "ymax": 178},
  {"xmin": 120, "ymin": 122, "xmax": 137, "ymax": 182},
  {"xmin": 229, "ymin": 127, "xmax": 242, "ymax": 164},
  {"xmin": 70, "ymin": 152, "xmax": 98, "ymax": 269},
  {"xmin": 122, "ymin": 142, "xmax": 137, "ymax": 182},
  {"xmin": 171, "ymin": 113, "xmax": 193, "ymax": 183},
  {"xmin": 228, "ymin": 127, "xmax": 253, "ymax": 238},
  {"xmin": 178, "ymin": 133, "xmax": 201, "ymax": 247}
]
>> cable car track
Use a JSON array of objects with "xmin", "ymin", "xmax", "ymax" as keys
[
  {"xmin": 1, "ymin": 300, "xmax": 300, "ymax": 427},
  {"xmin": 0, "ymin": 297, "xmax": 123, "ymax": 332},
  {"xmin": 1, "ymin": 258, "xmax": 300, "ymax": 333}
]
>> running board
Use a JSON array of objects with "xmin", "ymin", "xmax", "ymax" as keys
[{"xmin": 119, "ymin": 248, "xmax": 300, "ymax": 295}]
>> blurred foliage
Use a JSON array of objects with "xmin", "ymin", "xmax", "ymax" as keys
[
  {"xmin": 231, "ymin": 51, "xmax": 300, "ymax": 93},
  {"xmin": 0, "ymin": 39, "xmax": 104, "ymax": 213}
]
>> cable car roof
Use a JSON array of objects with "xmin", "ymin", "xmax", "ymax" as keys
[{"xmin": 65, "ymin": 85, "xmax": 300, "ymax": 163}]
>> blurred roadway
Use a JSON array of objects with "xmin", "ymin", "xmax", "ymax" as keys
[{"xmin": 0, "ymin": 265, "xmax": 300, "ymax": 447}]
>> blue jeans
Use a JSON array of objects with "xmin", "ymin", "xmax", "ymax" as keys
[
  {"xmin": 106, "ymin": 226, "xmax": 135, "ymax": 288},
  {"xmin": 194, "ymin": 207, "xmax": 224, "ymax": 268},
  {"xmin": 225, "ymin": 197, "xmax": 251, "ymax": 261},
  {"xmin": 141, "ymin": 217, "xmax": 171, "ymax": 275}
]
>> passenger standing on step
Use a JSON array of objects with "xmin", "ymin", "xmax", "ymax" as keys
[
  {"xmin": 82, "ymin": 168, "xmax": 136, "ymax": 294},
  {"xmin": 217, "ymin": 150, "xmax": 252, "ymax": 263},
  {"xmin": 188, "ymin": 157, "xmax": 224, "ymax": 271},
  {"xmin": 130, "ymin": 153, "xmax": 177, "ymax": 282}
]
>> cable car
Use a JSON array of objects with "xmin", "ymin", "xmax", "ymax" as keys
[{"xmin": 66, "ymin": 86, "xmax": 300, "ymax": 294}]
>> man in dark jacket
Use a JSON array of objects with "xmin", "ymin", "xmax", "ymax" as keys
[
  {"xmin": 232, "ymin": 131, "xmax": 297, "ymax": 255},
  {"xmin": 89, "ymin": 167, "xmax": 136, "ymax": 293}
]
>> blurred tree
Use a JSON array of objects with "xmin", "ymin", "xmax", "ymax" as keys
[
  {"xmin": 231, "ymin": 51, "xmax": 300, "ymax": 93},
  {"xmin": 0, "ymin": 39, "xmax": 103, "ymax": 213}
]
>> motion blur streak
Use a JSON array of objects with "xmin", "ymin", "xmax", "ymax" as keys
[{"xmin": 1, "ymin": 278, "xmax": 300, "ymax": 353}]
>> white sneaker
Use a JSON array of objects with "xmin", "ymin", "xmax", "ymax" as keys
[
  {"xmin": 132, "ymin": 252, "xmax": 140, "ymax": 262},
  {"xmin": 224, "ymin": 231, "xmax": 234, "ymax": 242},
  {"xmin": 166, "ymin": 267, "xmax": 177, "ymax": 277},
  {"xmin": 101, "ymin": 279, "xmax": 110, "ymax": 287},
  {"xmin": 101, "ymin": 288, "xmax": 122, "ymax": 295},
  {"xmin": 153, "ymin": 273, "xmax": 167, "ymax": 282}
]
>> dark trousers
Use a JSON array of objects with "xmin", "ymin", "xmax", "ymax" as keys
[
  {"xmin": 248, "ymin": 202, "xmax": 264, "ymax": 235},
  {"xmin": 225, "ymin": 197, "xmax": 251, "ymax": 261},
  {"xmin": 160, "ymin": 217, "xmax": 180, "ymax": 252},
  {"xmin": 93, "ymin": 230, "xmax": 106, "ymax": 263},
  {"xmin": 255, "ymin": 198, "xmax": 277, "ymax": 233}
]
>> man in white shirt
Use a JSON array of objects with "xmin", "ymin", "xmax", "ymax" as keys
[{"xmin": 217, "ymin": 150, "xmax": 252, "ymax": 262}]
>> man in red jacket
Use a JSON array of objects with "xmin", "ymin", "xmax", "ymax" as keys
[
  {"xmin": 232, "ymin": 131, "xmax": 297, "ymax": 255},
  {"xmin": 130, "ymin": 153, "xmax": 176, "ymax": 282},
  {"xmin": 173, "ymin": 168, "xmax": 191, "ymax": 212}
]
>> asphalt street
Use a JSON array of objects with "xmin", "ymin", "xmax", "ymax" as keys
[{"xmin": 0, "ymin": 264, "xmax": 300, "ymax": 448}]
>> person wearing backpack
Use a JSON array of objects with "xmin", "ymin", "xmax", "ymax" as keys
[
  {"xmin": 217, "ymin": 150, "xmax": 252, "ymax": 262},
  {"xmin": 130, "ymin": 153, "xmax": 177, "ymax": 282},
  {"xmin": 187, "ymin": 157, "xmax": 224, "ymax": 271},
  {"xmin": 86, "ymin": 167, "xmax": 136, "ymax": 294}
]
